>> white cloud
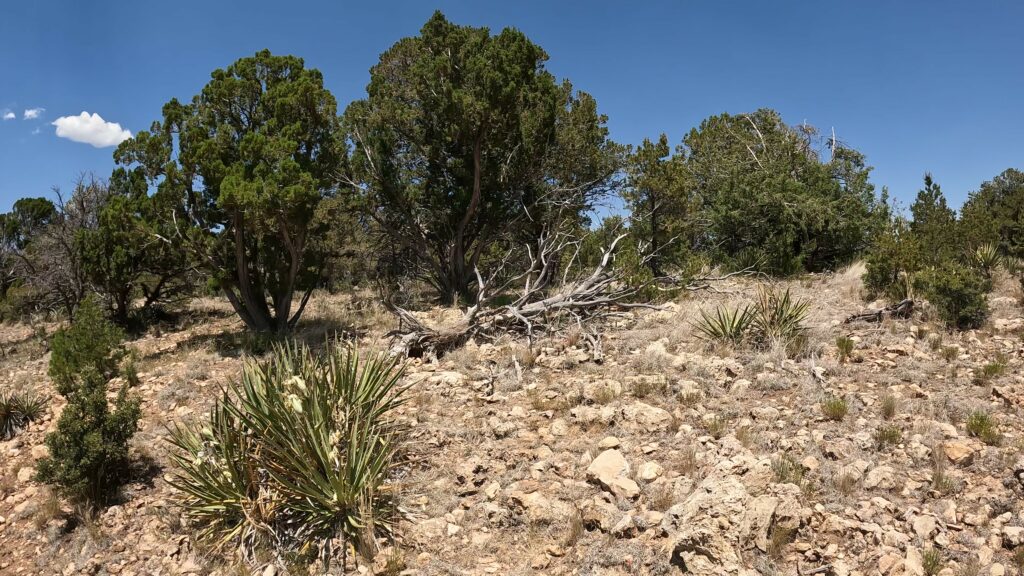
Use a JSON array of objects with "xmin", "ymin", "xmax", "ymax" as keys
[
  {"xmin": 2, "ymin": 110, "xmax": 13, "ymax": 121},
  {"xmin": 52, "ymin": 111, "xmax": 131, "ymax": 148},
  {"xmin": 23, "ymin": 107, "xmax": 44, "ymax": 120}
]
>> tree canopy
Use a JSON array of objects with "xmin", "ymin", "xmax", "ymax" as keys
[
  {"xmin": 114, "ymin": 50, "xmax": 342, "ymax": 332},
  {"xmin": 343, "ymin": 11, "xmax": 622, "ymax": 304}
]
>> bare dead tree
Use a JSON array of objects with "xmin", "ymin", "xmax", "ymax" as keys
[{"xmin": 384, "ymin": 225, "xmax": 658, "ymax": 358}]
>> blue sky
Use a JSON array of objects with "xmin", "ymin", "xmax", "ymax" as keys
[{"xmin": 1, "ymin": 1, "xmax": 1021, "ymax": 213}]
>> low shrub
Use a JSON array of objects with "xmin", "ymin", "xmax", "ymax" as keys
[
  {"xmin": 167, "ymin": 341, "xmax": 407, "ymax": 567},
  {"xmin": 820, "ymin": 396, "xmax": 848, "ymax": 421},
  {"xmin": 966, "ymin": 410, "xmax": 1001, "ymax": 446},
  {"xmin": 914, "ymin": 262, "xmax": 991, "ymax": 330},
  {"xmin": 835, "ymin": 336, "xmax": 854, "ymax": 362},
  {"xmin": 35, "ymin": 296, "xmax": 140, "ymax": 513}
]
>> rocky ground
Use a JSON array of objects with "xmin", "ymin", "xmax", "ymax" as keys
[{"xmin": 2, "ymin": 266, "xmax": 1024, "ymax": 575}]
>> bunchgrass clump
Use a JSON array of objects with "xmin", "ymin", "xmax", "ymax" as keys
[
  {"xmin": 0, "ymin": 391, "xmax": 46, "ymax": 440},
  {"xmin": 880, "ymin": 393, "xmax": 897, "ymax": 420},
  {"xmin": 820, "ymin": 396, "xmax": 848, "ymax": 421},
  {"xmin": 771, "ymin": 454, "xmax": 804, "ymax": 485},
  {"xmin": 940, "ymin": 346, "xmax": 959, "ymax": 362},
  {"xmin": 835, "ymin": 336, "xmax": 854, "ymax": 362},
  {"xmin": 873, "ymin": 424, "xmax": 902, "ymax": 450},
  {"xmin": 921, "ymin": 547, "xmax": 944, "ymax": 576},
  {"xmin": 965, "ymin": 409, "xmax": 1001, "ymax": 446},
  {"xmin": 167, "ymin": 341, "xmax": 407, "ymax": 567}
]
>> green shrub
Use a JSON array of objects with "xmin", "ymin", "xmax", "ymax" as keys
[
  {"xmin": 914, "ymin": 262, "xmax": 991, "ymax": 330},
  {"xmin": 873, "ymin": 424, "xmax": 902, "ymax": 450},
  {"xmin": 48, "ymin": 296, "xmax": 126, "ymax": 396},
  {"xmin": 820, "ymin": 396, "xmax": 848, "ymax": 421},
  {"xmin": 863, "ymin": 217, "xmax": 920, "ymax": 301},
  {"xmin": 35, "ymin": 296, "xmax": 140, "ymax": 513},
  {"xmin": 167, "ymin": 341, "xmax": 407, "ymax": 565},
  {"xmin": 835, "ymin": 336, "xmax": 854, "ymax": 362},
  {"xmin": 0, "ymin": 391, "xmax": 46, "ymax": 440},
  {"xmin": 966, "ymin": 410, "xmax": 1001, "ymax": 446}
]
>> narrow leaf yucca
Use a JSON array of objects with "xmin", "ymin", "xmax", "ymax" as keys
[
  {"xmin": 695, "ymin": 305, "xmax": 753, "ymax": 344},
  {"xmin": 167, "ymin": 341, "xmax": 407, "ymax": 565}
]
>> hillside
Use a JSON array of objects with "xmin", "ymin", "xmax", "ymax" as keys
[{"xmin": 2, "ymin": 266, "xmax": 1024, "ymax": 576}]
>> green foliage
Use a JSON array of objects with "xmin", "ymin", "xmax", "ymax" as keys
[
  {"xmin": 771, "ymin": 454, "xmax": 805, "ymax": 485},
  {"xmin": 863, "ymin": 216, "xmax": 920, "ymax": 301},
  {"xmin": 0, "ymin": 391, "xmax": 46, "ymax": 440},
  {"xmin": 48, "ymin": 296, "xmax": 126, "ymax": 396},
  {"xmin": 116, "ymin": 50, "xmax": 341, "ymax": 333},
  {"xmin": 76, "ymin": 169, "xmax": 190, "ymax": 324},
  {"xmin": 970, "ymin": 243, "xmax": 1002, "ymax": 275},
  {"xmin": 695, "ymin": 305, "xmax": 753, "ymax": 345},
  {"xmin": 167, "ymin": 342, "xmax": 407, "ymax": 563},
  {"xmin": 835, "ymin": 336, "xmax": 854, "ymax": 362},
  {"xmin": 682, "ymin": 109, "xmax": 883, "ymax": 274},
  {"xmin": 921, "ymin": 548, "xmax": 944, "ymax": 576},
  {"xmin": 343, "ymin": 11, "xmax": 622, "ymax": 304},
  {"xmin": 909, "ymin": 174, "xmax": 959, "ymax": 265},
  {"xmin": 35, "ymin": 296, "xmax": 140, "ymax": 512},
  {"xmin": 622, "ymin": 134, "xmax": 696, "ymax": 276},
  {"xmin": 693, "ymin": 288, "xmax": 808, "ymax": 353},
  {"xmin": 820, "ymin": 396, "xmax": 848, "ymax": 421},
  {"xmin": 965, "ymin": 410, "xmax": 1001, "ymax": 446},
  {"xmin": 750, "ymin": 288, "xmax": 809, "ymax": 348},
  {"xmin": 914, "ymin": 262, "xmax": 991, "ymax": 330},
  {"xmin": 872, "ymin": 424, "xmax": 902, "ymax": 450},
  {"xmin": 959, "ymin": 168, "xmax": 1024, "ymax": 258}
]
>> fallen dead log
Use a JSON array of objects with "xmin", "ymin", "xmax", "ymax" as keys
[{"xmin": 844, "ymin": 299, "xmax": 914, "ymax": 324}]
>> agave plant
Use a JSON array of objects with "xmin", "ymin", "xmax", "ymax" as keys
[
  {"xmin": 0, "ymin": 391, "xmax": 46, "ymax": 440},
  {"xmin": 972, "ymin": 243, "xmax": 1002, "ymax": 274},
  {"xmin": 751, "ymin": 288, "xmax": 809, "ymax": 348},
  {"xmin": 694, "ymin": 305, "xmax": 754, "ymax": 345},
  {"xmin": 167, "ymin": 341, "xmax": 407, "ymax": 566}
]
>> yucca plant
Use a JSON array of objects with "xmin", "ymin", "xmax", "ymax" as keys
[
  {"xmin": 694, "ymin": 305, "xmax": 754, "ymax": 345},
  {"xmin": 751, "ymin": 288, "xmax": 809, "ymax": 348},
  {"xmin": 0, "ymin": 391, "xmax": 47, "ymax": 440},
  {"xmin": 168, "ymin": 341, "xmax": 408, "ymax": 567},
  {"xmin": 972, "ymin": 243, "xmax": 1001, "ymax": 274}
]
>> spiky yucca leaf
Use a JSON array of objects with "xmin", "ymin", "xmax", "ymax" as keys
[
  {"xmin": 972, "ymin": 243, "xmax": 1001, "ymax": 273},
  {"xmin": 0, "ymin": 391, "xmax": 46, "ymax": 440},
  {"xmin": 695, "ymin": 305, "xmax": 754, "ymax": 344},
  {"xmin": 751, "ymin": 288, "xmax": 809, "ymax": 347},
  {"xmin": 167, "ymin": 341, "xmax": 407, "ymax": 565}
]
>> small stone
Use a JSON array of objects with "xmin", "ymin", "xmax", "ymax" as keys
[
  {"xmin": 943, "ymin": 440, "xmax": 975, "ymax": 466},
  {"xmin": 864, "ymin": 466, "xmax": 895, "ymax": 490},
  {"xmin": 1003, "ymin": 526, "xmax": 1024, "ymax": 548},
  {"xmin": 800, "ymin": 456, "xmax": 819, "ymax": 472},
  {"xmin": 598, "ymin": 436, "xmax": 621, "ymax": 449},
  {"xmin": 17, "ymin": 466, "xmax": 34, "ymax": 483},
  {"xmin": 911, "ymin": 515, "xmax": 937, "ymax": 540},
  {"xmin": 637, "ymin": 461, "xmax": 664, "ymax": 482}
]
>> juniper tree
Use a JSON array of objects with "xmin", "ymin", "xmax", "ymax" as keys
[
  {"xmin": 343, "ymin": 11, "xmax": 621, "ymax": 304},
  {"xmin": 115, "ymin": 50, "xmax": 342, "ymax": 333}
]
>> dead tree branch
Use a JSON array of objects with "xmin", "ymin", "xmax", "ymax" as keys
[{"xmin": 844, "ymin": 299, "xmax": 914, "ymax": 324}]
